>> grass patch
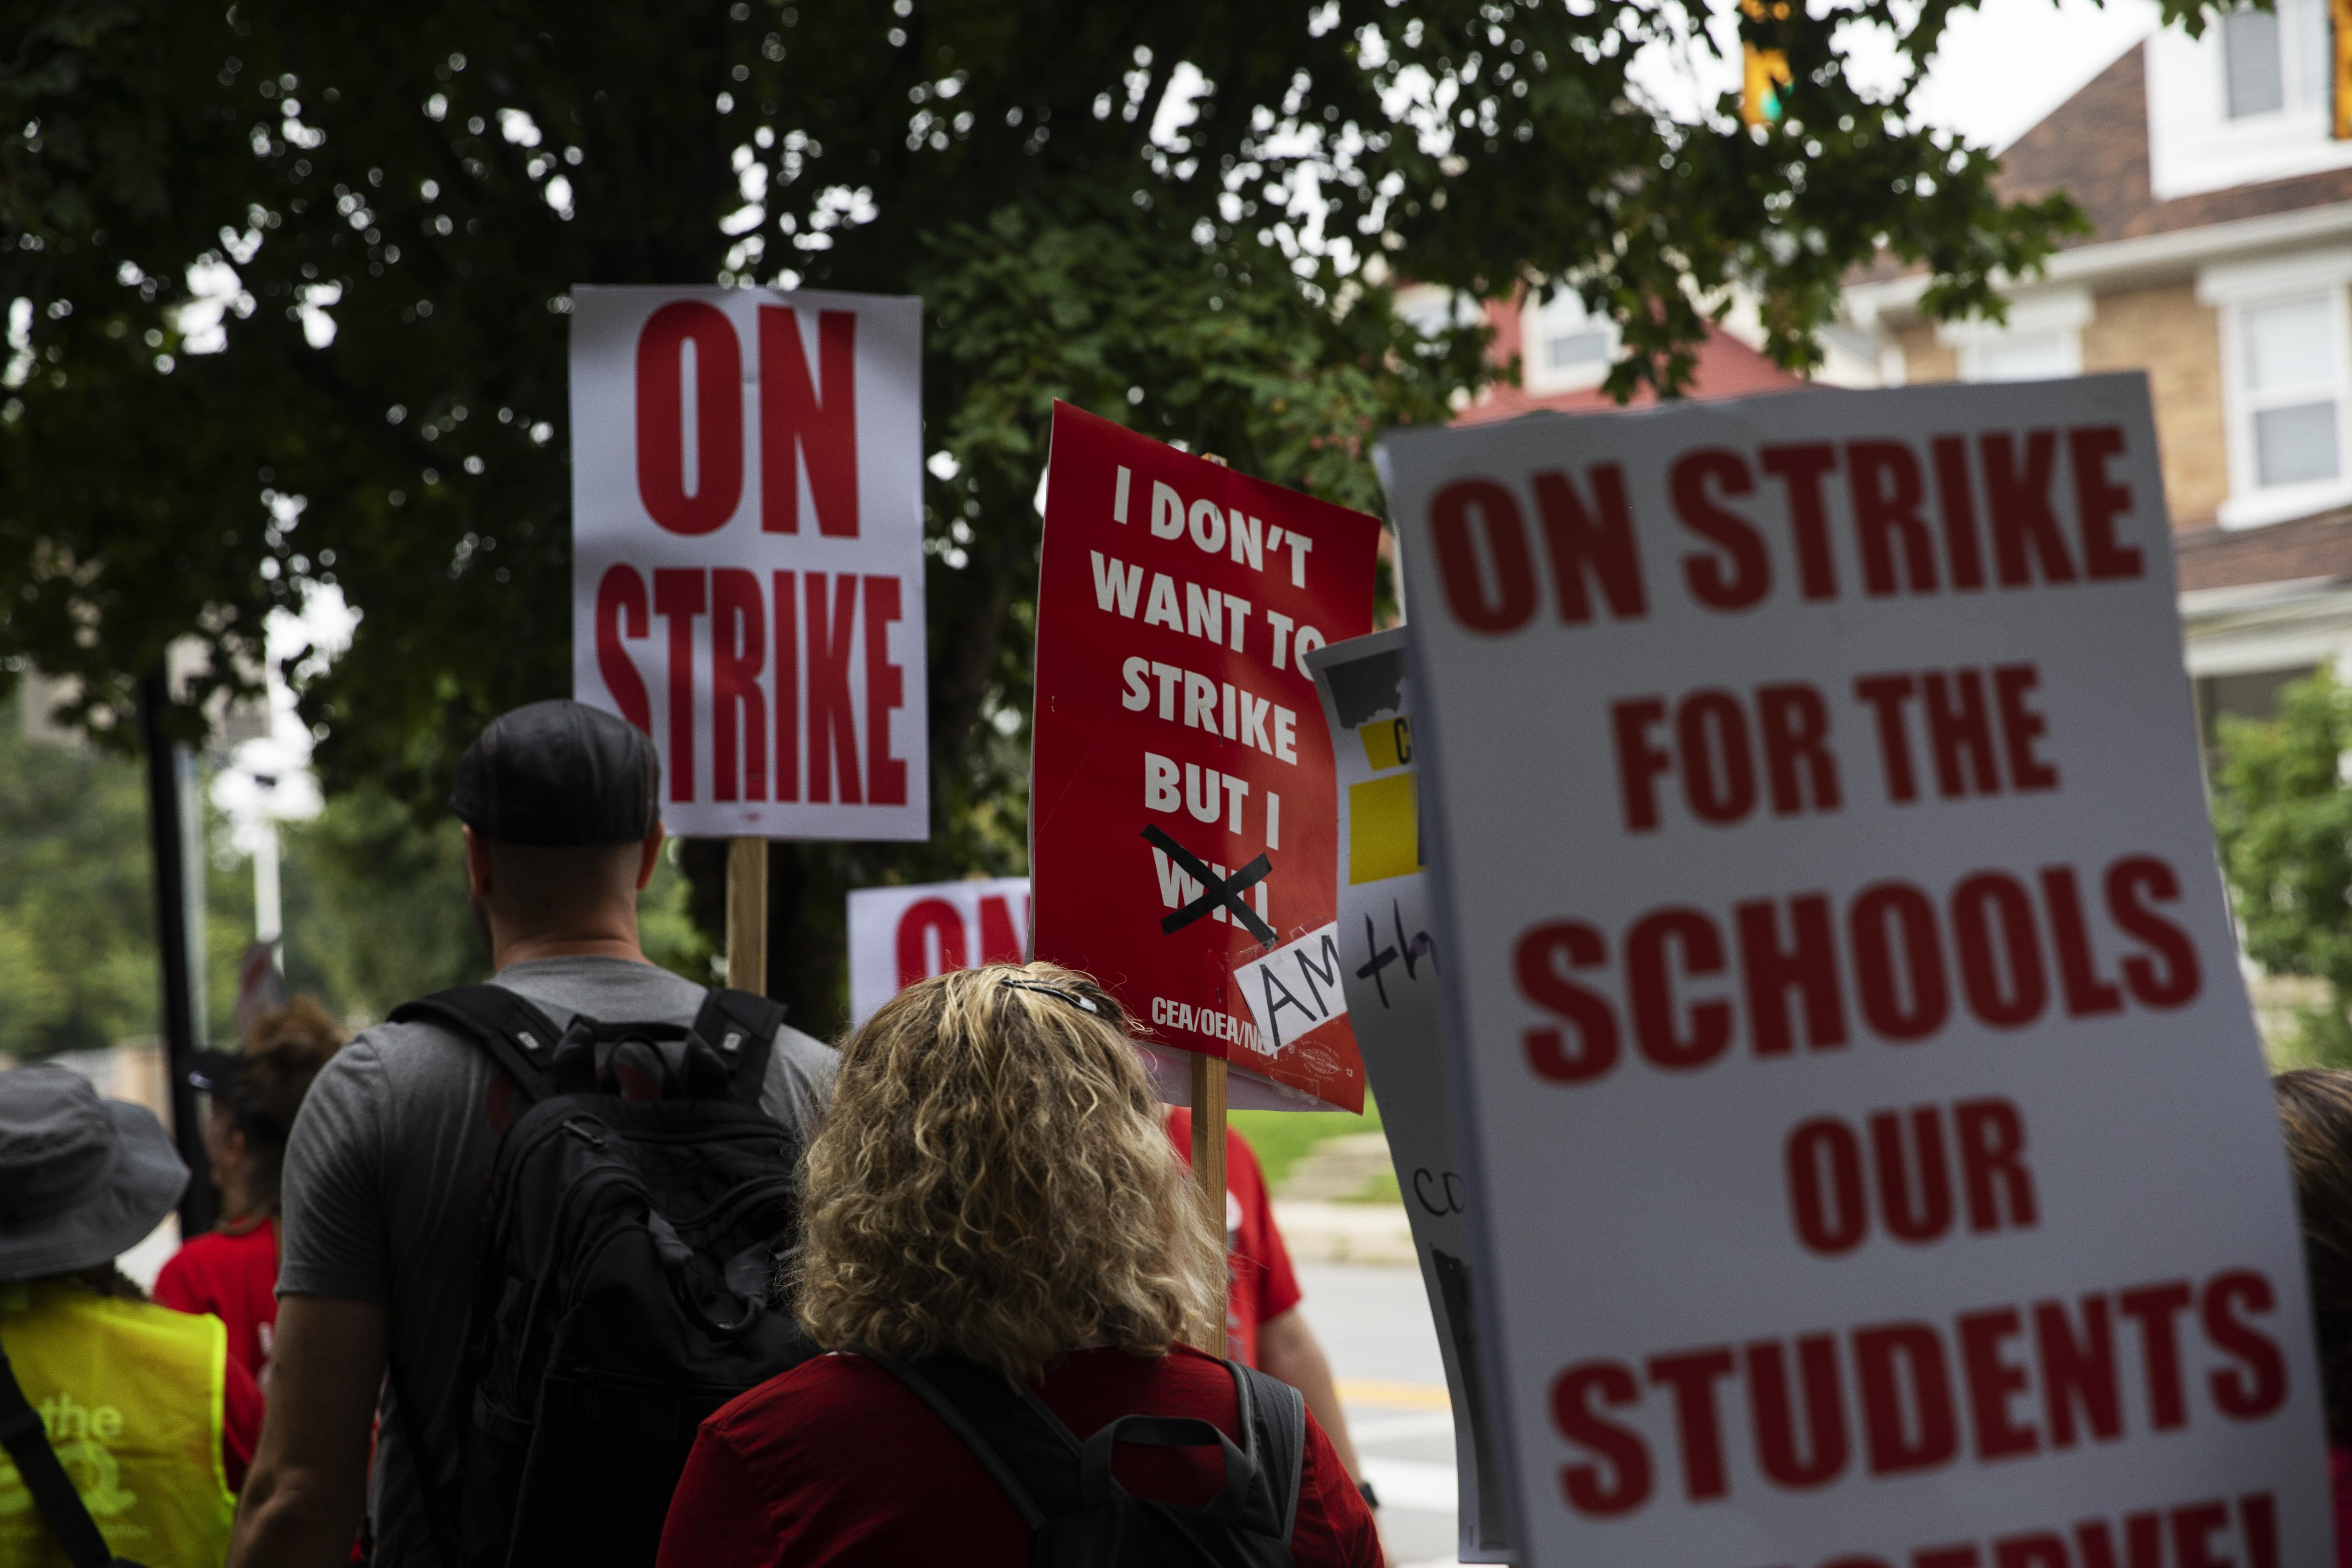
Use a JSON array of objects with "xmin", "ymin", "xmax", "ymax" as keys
[
  {"xmin": 1337, "ymin": 1170, "xmax": 1401, "ymax": 1205},
  {"xmin": 1228, "ymin": 1094, "xmax": 1382, "ymax": 1191}
]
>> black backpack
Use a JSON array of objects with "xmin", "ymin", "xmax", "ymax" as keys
[
  {"xmin": 385, "ymin": 984, "xmax": 821, "ymax": 1568},
  {"xmin": 868, "ymin": 1349, "xmax": 1306, "ymax": 1567}
]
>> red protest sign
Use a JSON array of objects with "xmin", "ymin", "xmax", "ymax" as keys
[{"xmin": 1031, "ymin": 401, "xmax": 1378, "ymax": 1111}]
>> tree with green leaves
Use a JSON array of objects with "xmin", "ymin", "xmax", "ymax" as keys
[
  {"xmin": 2212, "ymin": 670, "xmax": 2352, "ymax": 1064},
  {"xmin": 4, "ymin": 0, "xmax": 2098, "ymax": 1028}
]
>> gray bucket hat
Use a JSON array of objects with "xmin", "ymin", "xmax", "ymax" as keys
[{"xmin": 0, "ymin": 1064, "xmax": 187, "ymax": 1281}]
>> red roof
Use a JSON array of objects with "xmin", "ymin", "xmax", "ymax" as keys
[{"xmin": 1455, "ymin": 298, "xmax": 1804, "ymax": 424}]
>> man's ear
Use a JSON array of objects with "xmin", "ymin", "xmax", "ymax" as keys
[
  {"xmin": 635, "ymin": 820, "xmax": 666, "ymax": 892},
  {"xmin": 463, "ymin": 824, "xmax": 493, "ymax": 901}
]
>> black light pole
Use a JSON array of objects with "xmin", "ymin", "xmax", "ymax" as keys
[{"xmin": 138, "ymin": 672, "xmax": 218, "ymax": 1236}]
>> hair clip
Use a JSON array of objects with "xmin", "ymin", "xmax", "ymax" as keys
[{"xmin": 999, "ymin": 978, "xmax": 1103, "ymax": 1015}]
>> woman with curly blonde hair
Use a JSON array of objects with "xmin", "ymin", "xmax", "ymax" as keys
[{"xmin": 657, "ymin": 963, "xmax": 1380, "ymax": 1567}]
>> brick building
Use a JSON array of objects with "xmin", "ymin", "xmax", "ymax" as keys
[{"xmin": 1844, "ymin": 11, "xmax": 2352, "ymax": 743}]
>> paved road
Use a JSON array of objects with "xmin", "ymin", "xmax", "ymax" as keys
[{"xmin": 1293, "ymin": 1260, "xmax": 1470, "ymax": 1568}]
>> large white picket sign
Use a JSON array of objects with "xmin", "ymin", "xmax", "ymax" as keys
[
  {"xmin": 571, "ymin": 286, "xmax": 927, "ymax": 840},
  {"xmin": 1307, "ymin": 627, "xmax": 1517, "ymax": 1562},
  {"xmin": 1382, "ymin": 376, "xmax": 2326, "ymax": 1566}
]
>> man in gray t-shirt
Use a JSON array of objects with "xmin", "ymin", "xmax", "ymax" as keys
[{"xmin": 230, "ymin": 701, "xmax": 834, "ymax": 1568}]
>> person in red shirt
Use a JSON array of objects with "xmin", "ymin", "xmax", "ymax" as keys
[
  {"xmin": 153, "ymin": 996, "xmax": 345, "ymax": 1391},
  {"xmin": 658, "ymin": 964, "xmax": 1380, "ymax": 1568},
  {"xmin": 1166, "ymin": 1106, "xmax": 1383, "ymax": 1547}
]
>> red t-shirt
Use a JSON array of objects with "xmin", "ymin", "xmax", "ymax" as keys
[
  {"xmin": 153, "ymin": 1219, "xmax": 281, "ymax": 1391},
  {"xmin": 1165, "ymin": 1110, "xmax": 1302, "ymax": 1368},
  {"xmin": 656, "ymin": 1347, "xmax": 1378, "ymax": 1568}
]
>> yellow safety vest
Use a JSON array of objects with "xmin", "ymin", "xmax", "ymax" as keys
[{"xmin": 0, "ymin": 1280, "xmax": 234, "ymax": 1568}]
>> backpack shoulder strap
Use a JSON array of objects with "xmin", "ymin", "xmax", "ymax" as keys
[
  {"xmin": 0, "ymin": 1340, "xmax": 144, "ymax": 1568},
  {"xmin": 388, "ymin": 985, "xmax": 569, "ymax": 1104},
  {"xmin": 860, "ymin": 1351, "xmax": 1065, "ymax": 1530},
  {"xmin": 692, "ymin": 988, "xmax": 786, "ymax": 1107},
  {"xmin": 1234, "ymin": 1362, "xmax": 1307, "ymax": 1544}
]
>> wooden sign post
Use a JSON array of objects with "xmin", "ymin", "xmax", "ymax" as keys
[
  {"xmin": 727, "ymin": 838, "xmax": 767, "ymax": 995},
  {"xmin": 1190, "ymin": 1054, "xmax": 1229, "ymax": 1355}
]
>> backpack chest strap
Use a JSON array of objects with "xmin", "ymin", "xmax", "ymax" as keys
[{"xmin": 388, "ymin": 986, "xmax": 568, "ymax": 1102}]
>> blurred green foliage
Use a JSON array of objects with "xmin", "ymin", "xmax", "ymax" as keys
[
  {"xmin": 1, "ymin": 0, "xmax": 2103, "ymax": 1028},
  {"xmin": 2212, "ymin": 670, "xmax": 2352, "ymax": 1065}
]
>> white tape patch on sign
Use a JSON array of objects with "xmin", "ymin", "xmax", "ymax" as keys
[
  {"xmin": 569, "ymin": 286, "xmax": 928, "ymax": 841},
  {"xmin": 1381, "ymin": 376, "xmax": 2329, "ymax": 1566},
  {"xmin": 1234, "ymin": 922, "xmax": 1350, "ymax": 1058}
]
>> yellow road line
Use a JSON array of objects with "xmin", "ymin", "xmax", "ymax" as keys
[{"xmin": 1336, "ymin": 1377, "xmax": 1452, "ymax": 1410}]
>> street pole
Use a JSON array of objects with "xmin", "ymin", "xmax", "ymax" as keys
[{"xmin": 138, "ymin": 674, "xmax": 218, "ymax": 1237}]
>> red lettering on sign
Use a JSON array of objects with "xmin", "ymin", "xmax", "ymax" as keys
[
  {"xmin": 759, "ymin": 305, "xmax": 860, "ymax": 537},
  {"xmin": 1757, "ymin": 684, "xmax": 1842, "ymax": 814},
  {"xmin": 652, "ymin": 568, "xmax": 707, "ymax": 801},
  {"xmin": 2035, "ymin": 1294, "xmax": 2121, "ymax": 1448},
  {"xmin": 1872, "ymin": 1107, "xmax": 1954, "ymax": 1244},
  {"xmin": 1429, "ymin": 479, "xmax": 1537, "ymax": 633},
  {"xmin": 863, "ymin": 574, "xmax": 907, "ymax": 806},
  {"xmin": 772, "ymin": 570, "xmax": 800, "ymax": 802},
  {"xmin": 2074, "ymin": 1510, "xmax": 2164, "ymax": 1568},
  {"xmin": 636, "ymin": 302, "xmax": 743, "ymax": 536},
  {"xmin": 1954, "ymin": 1098, "xmax": 2038, "ymax": 1232},
  {"xmin": 1994, "ymin": 664, "xmax": 2060, "ymax": 791},
  {"xmin": 1646, "ymin": 1349, "xmax": 1735, "ymax": 1500},
  {"xmin": 1951, "ymin": 873, "xmax": 2047, "ymax": 1028},
  {"xmin": 1552, "ymin": 1363, "xmax": 1651, "ymax": 1516},
  {"xmin": 1787, "ymin": 1118, "xmax": 1868, "ymax": 1255},
  {"xmin": 1849, "ymin": 440, "xmax": 1938, "ymax": 596},
  {"xmin": 1959, "ymin": 1307, "xmax": 2038, "ymax": 1460},
  {"xmin": 2202, "ymin": 1270, "xmax": 2287, "ymax": 1420},
  {"xmin": 2107, "ymin": 856, "xmax": 2202, "ymax": 1008},
  {"xmin": 1673, "ymin": 448, "xmax": 1770, "ymax": 611},
  {"xmin": 1628, "ymin": 908, "xmax": 1732, "ymax": 1071},
  {"xmin": 1739, "ymin": 894, "xmax": 1847, "ymax": 1057},
  {"xmin": 2070, "ymin": 426, "xmax": 2145, "ymax": 582},
  {"xmin": 2039, "ymin": 866, "xmax": 2122, "ymax": 1016},
  {"xmin": 1850, "ymin": 882, "xmax": 1947, "ymax": 1040},
  {"xmin": 1517, "ymin": 921, "xmax": 1618, "ymax": 1083},
  {"xmin": 896, "ymin": 897, "xmax": 965, "ymax": 986},
  {"xmin": 1531, "ymin": 465, "xmax": 1647, "ymax": 623},
  {"xmin": 1983, "ymin": 430, "xmax": 2078, "ymax": 587},
  {"xmin": 806, "ymin": 572, "xmax": 861, "ymax": 804},
  {"xmin": 1612, "ymin": 697, "xmax": 1671, "ymax": 832},
  {"xmin": 595, "ymin": 564, "xmax": 653, "ymax": 734},
  {"xmin": 1747, "ymin": 1334, "xmax": 1847, "ymax": 1488},
  {"xmin": 1923, "ymin": 670, "xmax": 1999, "ymax": 797},
  {"xmin": 1855, "ymin": 1321, "xmax": 1958, "ymax": 1475},
  {"xmin": 712, "ymin": 568, "xmax": 766, "ymax": 802},
  {"xmin": 2118, "ymin": 1282, "xmax": 2193, "ymax": 1431},
  {"xmin": 1759, "ymin": 443, "xmax": 1841, "ymax": 601},
  {"xmin": 1933, "ymin": 433, "xmax": 1989, "ymax": 592}
]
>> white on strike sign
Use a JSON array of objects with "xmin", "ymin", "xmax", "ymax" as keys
[
  {"xmin": 1383, "ymin": 377, "xmax": 2325, "ymax": 1566},
  {"xmin": 847, "ymin": 877, "xmax": 1030, "ymax": 1027},
  {"xmin": 571, "ymin": 286, "xmax": 927, "ymax": 840}
]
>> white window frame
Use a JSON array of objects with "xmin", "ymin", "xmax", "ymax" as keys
[
  {"xmin": 2199, "ymin": 247, "xmax": 2352, "ymax": 529},
  {"xmin": 2147, "ymin": 0, "xmax": 2352, "ymax": 202},
  {"xmin": 1519, "ymin": 287, "xmax": 1618, "ymax": 394},
  {"xmin": 1935, "ymin": 287, "xmax": 2092, "ymax": 384}
]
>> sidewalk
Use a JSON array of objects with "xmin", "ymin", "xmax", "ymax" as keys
[{"xmin": 1272, "ymin": 1199, "xmax": 1416, "ymax": 1265}]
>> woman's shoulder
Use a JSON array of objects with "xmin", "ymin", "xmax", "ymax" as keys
[{"xmin": 703, "ymin": 1352, "xmax": 913, "ymax": 1449}]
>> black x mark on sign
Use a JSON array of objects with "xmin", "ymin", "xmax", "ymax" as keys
[{"xmin": 1141, "ymin": 824, "xmax": 1278, "ymax": 948}]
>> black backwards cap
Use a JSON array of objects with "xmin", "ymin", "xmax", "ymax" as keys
[{"xmin": 450, "ymin": 699, "xmax": 660, "ymax": 846}]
